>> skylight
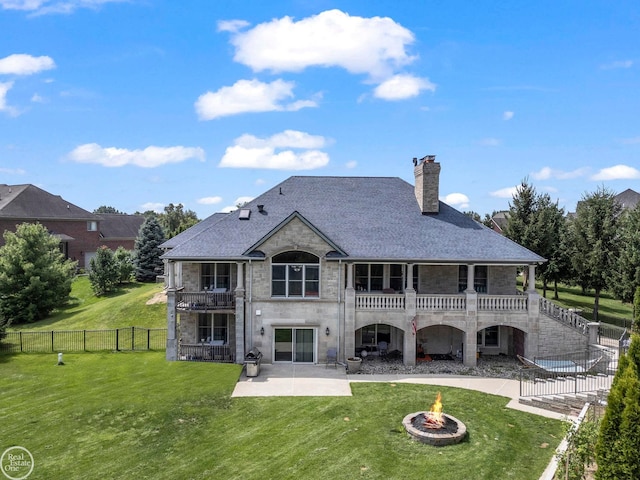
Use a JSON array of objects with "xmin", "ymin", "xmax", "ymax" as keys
[{"xmin": 239, "ymin": 208, "xmax": 251, "ymax": 220}]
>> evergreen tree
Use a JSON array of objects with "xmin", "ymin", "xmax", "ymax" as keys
[
  {"xmin": 94, "ymin": 205, "xmax": 125, "ymax": 214},
  {"xmin": 88, "ymin": 246, "xmax": 118, "ymax": 296},
  {"xmin": 504, "ymin": 179, "xmax": 540, "ymax": 289},
  {"xmin": 134, "ymin": 216, "xmax": 166, "ymax": 282},
  {"xmin": 568, "ymin": 187, "xmax": 621, "ymax": 321},
  {"xmin": 114, "ymin": 246, "xmax": 134, "ymax": 284},
  {"xmin": 0, "ymin": 223, "xmax": 76, "ymax": 325},
  {"xmin": 531, "ymin": 194, "xmax": 566, "ymax": 298}
]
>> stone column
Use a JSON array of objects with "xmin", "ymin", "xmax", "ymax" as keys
[
  {"xmin": 465, "ymin": 289, "xmax": 478, "ymax": 367},
  {"xmin": 166, "ymin": 289, "xmax": 177, "ymax": 361},
  {"xmin": 168, "ymin": 261, "xmax": 175, "ymax": 289},
  {"xmin": 587, "ymin": 322, "xmax": 599, "ymax": 345},
  {"xmin": 527, "ymin": 265, "xmax": 536, "ymax": 292},
  {"xmin": 344, "ymin": 263, "xmax": 356, "ymax": 361},
  {"xmin": 405, "ymin": 263, "xmax": 417, "ymax": 366},
  {"xmin": 466, "ymin": 264, "xmax": 475, "ymax": 293},
  {"xmin": 234, "ymin": 262, "xmax": 246, "ymax": 364}
]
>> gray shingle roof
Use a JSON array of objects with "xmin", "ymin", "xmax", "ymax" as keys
[
  {"xmin": 98, "ymin": 213, "xmax": 145, "ymax": 239},
  {"xmin": 0, "ymin": 184, "xmax": 97, "ymax": 221},
  {"xmin": 162, "ymin": 176, "xmax": 545, "ymax": 264}
]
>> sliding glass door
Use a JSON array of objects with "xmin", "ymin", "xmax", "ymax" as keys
[{"xmin": 274, "ymin": 327, "xmax": 315, "ymax": 363}]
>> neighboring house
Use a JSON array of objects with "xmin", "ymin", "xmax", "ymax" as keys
[
  {"xmin": 489, "ymin": 211, "xmax": 509, "ymax": 234},
  {"xmin": 97, "ymin": 213, "xmax": 145, "ymax": 252},
  {"xmin": 0, "ymin": 184, "xmax": 143, "ymax": 269},
  {"xmin": 615, "ymin": 188, "xmax": 640, "ymax": 211},
  {"xmin": 162, "ymin": 157, "xmax": 595, "ymax": 367}
]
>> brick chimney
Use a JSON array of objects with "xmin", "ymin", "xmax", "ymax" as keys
[{"xmin": 413, "ymin": 155, "xmax": 440, "ymax": 214}]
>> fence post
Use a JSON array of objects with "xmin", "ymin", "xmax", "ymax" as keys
[
  {"xmin": 116, "ymin": 329, "xmax": 119, "ymax": 351},
  {"xmin": 132, "ymin": 326, "xmax": 135, "ymax": 351},
  {"xmin": 147, "ymin": 329, "xmax": 151, "ymax": 350},
  {"xmin": 83, "ymin": 330, "xmax": 86, "ymax": 351},
  {"xmin": 51, "ymin": 331, "xmax": 54, "ymax": 352}
]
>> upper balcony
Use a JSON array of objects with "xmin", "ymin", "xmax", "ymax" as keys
[
  {"xmin": 176, "ymin": 291, "xmax": 235, "ymax": 312},
  {"xmin": 356, "ymin": 293, "xmax": 528, "ymax": 312}
]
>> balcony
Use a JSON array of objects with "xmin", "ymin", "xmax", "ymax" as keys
[
  {"xmin": 176, "ymin": 291, "xmax": 235, "ymax": 312},
  {"xmin": 355, "ymin": 293, "xmax": 528, "ymax": 312},
  {"xmin": 179, "ymin": 343, "xmax": 234, "ymax": 362}
]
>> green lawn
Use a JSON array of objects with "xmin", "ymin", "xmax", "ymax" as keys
[
  {"xmin": 7, "ymin": 276, "xmax": 166, "ymax": 331},
  {"xmin": 0, "ymin": 352, "xmax": 566, "ymax": 480}
]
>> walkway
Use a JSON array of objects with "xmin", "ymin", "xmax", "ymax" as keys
[{"xmin": 231, "ymin": 363, "xmax": 568, "ymax": 420}]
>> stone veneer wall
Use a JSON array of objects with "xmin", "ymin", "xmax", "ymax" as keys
[
  {"xmin": 536, "ymin": 314, "xmax": 589, "ymax": 357},
  {"xmin": 488, "ymin": 266, "xmax": 518, "ymax": 295},
  {"xmin": 418, "ymin": 265, "xmax": 458, "ymax": 293}
]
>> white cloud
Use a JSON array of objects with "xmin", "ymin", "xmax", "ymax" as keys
[
  {"xmin": 226, "ymin": 9, "xmax": 416, "ymax": 80},
  {"xmin": 531, "ymin": 166, "xmax": 589, "ymax": 180},
  {"xmin": 217, "ymin": 19, "xmax": 250, "ymax": 33},
  {"xmin": 140, "ymin": 202, "xmax": 165, "ymax": 213},
  {"xmin": 197, "ymin": 196, "xmax": 223, "ymax": 205},
  {"xmin": 373, "ymin": 74, "xmax": 435, "ymax": 100},
  {"xmin": 600, "ymin": 60, "xmax": 633, "ymax": 70},
  {"xmin": 0, "ymin": 54, "xmax": 55, "ymax": 75},
  {"xmin": 479, "ymin": 138, "xmax": 501, "ymax": 147},
  {"xmin": 443, "ymin": 193, "xmax": 469, "ymax": 209},
  {"xmin": 221, "ymin": 196, "xmax": 255, "ymax": 213},
  {"xmin": 345, "ymin": 160, "xmax": 357, "ymax": 169},
  {"xmin": 591, "ymin": 164, "xmax": 640, "ymax": 181},
  {"xmin": 255, "ymin": 178, "xmax": 266, "ymax": 185},
  {"xmin": 490, "ymin": 186, "xmax": 519, "ymax": 199},
  {"xmin": 503, "ymin": 111, "xmax": 514, "ymax": 120},
  {"xmin": 69, "ymin": 143, "xmax": 205, "ymax": 168},
  {"xmin": 195, "ymin": 78, "xmax": 318, "ymax": 120},
  {"xmin": 0, "ymin": 81, "xmax": 18, "ymax": 116},
  {"xmin": 220, "ymin": 130, "xmax": 330, "ymax": 170},
  {"xmin": 0, "ymin": 0, "xmax": 125, "ymax": 15},
  {"xmin": 31, "ymin": 93, "xmax": 45, "ymax": 103}
]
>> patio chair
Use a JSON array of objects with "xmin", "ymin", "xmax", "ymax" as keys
[
  {"xmin": 378, "ymin": 341, "xmax": 388, "ymax": 359},
  {"xmin": 326, "ymin": 348, "xmax": 338, "ymax": 368}
]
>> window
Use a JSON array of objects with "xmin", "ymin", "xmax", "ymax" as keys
[
  {"xmin": 477, "ymin": 326, "xmax": 499, "ymax": 347},
  {"xmin": 87, "ymin": 221, "xmax": 97, "ymax": 231},
  {"xmin": 198, "ymin": 313, "xmax": 228, "ymax": 343},
  {"xmin": 458, "ymin": 265, "xmax": 488, "ymax": 293},
  {"xmin": 201, "ymin": 263, "xmax": 231, "ymax": 291},
  {"xmin": 355, "ymin": 264, "xmax": 383, "ymax": 292},
  {"xmin": 271, "ymin": 251, "xmax": 319, "ymax": 298},
  {"xmin": 360, "ymin": 324, "xmax": 391, "ymax": 345},
  {"xmin": 389, "ymin": 264, "xmax": 404, "ymax": 292},
  {"xmin": 412, "ymin": 265, "xmax": 419, "ymax": 292}
]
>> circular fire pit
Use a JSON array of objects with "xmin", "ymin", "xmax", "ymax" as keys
[{"xmin": 402, "ymin": 412, "xmax": 467, "ymax": 446}]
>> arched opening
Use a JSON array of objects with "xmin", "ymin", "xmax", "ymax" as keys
[
  {"xmin": 477, "ymin": 325, "xmax": 526, "ymax": 358},
  {"xmin": 271, "ymin": 250, "xmax": 320, "ymax": 298},
  {"xmin": 416, "ymin": 325, "xmax": 465, "ymax": 361},
  {"xmin": 355, "ymin": 323, "xmax": 404, "ymax": 360}
]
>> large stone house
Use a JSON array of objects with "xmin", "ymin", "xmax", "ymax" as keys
[
  {"xmin": 162, "ymin": 157, "xmax": 592, "ymax": 367},
  {"xmin": 0, "ymin": 184, "xmax": 144, "ymax": 269}
]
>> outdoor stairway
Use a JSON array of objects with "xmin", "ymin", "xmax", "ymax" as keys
[{"xmin": 519, "ymin": 389, "xmax": 609, "ymax": 416}]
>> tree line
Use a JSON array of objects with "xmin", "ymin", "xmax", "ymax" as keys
[{"xmin": 468, "ymin": 180, "xmax": 640, "ymax": 323}]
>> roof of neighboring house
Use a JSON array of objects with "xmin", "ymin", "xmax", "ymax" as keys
[
  {"xmin": 98, "ymin": 213, "xmax": 145, "ymax": 240},
  {"xmin": 491, "ymin": 211, "xmax": 509, "ymax": 233},
  {"xmin": 615, "ymin": 188, "xmax": 640, "ymax": 210},
  {"xmin": 0, "ymin": 184, "xmax": 97, "ymax": 221},
  {"xmin": 162, "ymin": 176, "xmax": 545, "ymax": 265}
]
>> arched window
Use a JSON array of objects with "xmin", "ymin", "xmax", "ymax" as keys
[{"xmin": 272, "ymin": 251, "xmax": 319, "ymax": 298}]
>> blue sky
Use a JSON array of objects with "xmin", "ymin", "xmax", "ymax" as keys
[{"xmin": 1, "ymin": 0, "xmax": 639, "ymax": 219}]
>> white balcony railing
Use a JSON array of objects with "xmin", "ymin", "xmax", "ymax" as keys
[
  {"xmin": 416, "ymin": 295, "xmax": 466, "ymax": 311},
  {"xmin": 356, "ymin": 294, "xmax": 405, "ymax": 310},
  {"xmin": 477, "ymin": 295, "xmax": 528, "ymax": 311}
]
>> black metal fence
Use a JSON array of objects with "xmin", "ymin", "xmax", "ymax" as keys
[
  {"xmin": 0, "ymin": 327, "xmax": 167, "ymax": 354},
  {"xmin": 519, "ymin": 346, "xmax": 617, "ymax": 398}
]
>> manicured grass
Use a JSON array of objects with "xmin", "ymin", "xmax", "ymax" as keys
[
  {"xmin": 8, "ymin": 276, "xmax": 166, "ymax": 331},
  {"xmin": 536, "ymin": 282, "xmax": 633, "ymax": 326},
  {"xmin": 0, "ymin": 353, "xmax": 566, "ymax": 479}
]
